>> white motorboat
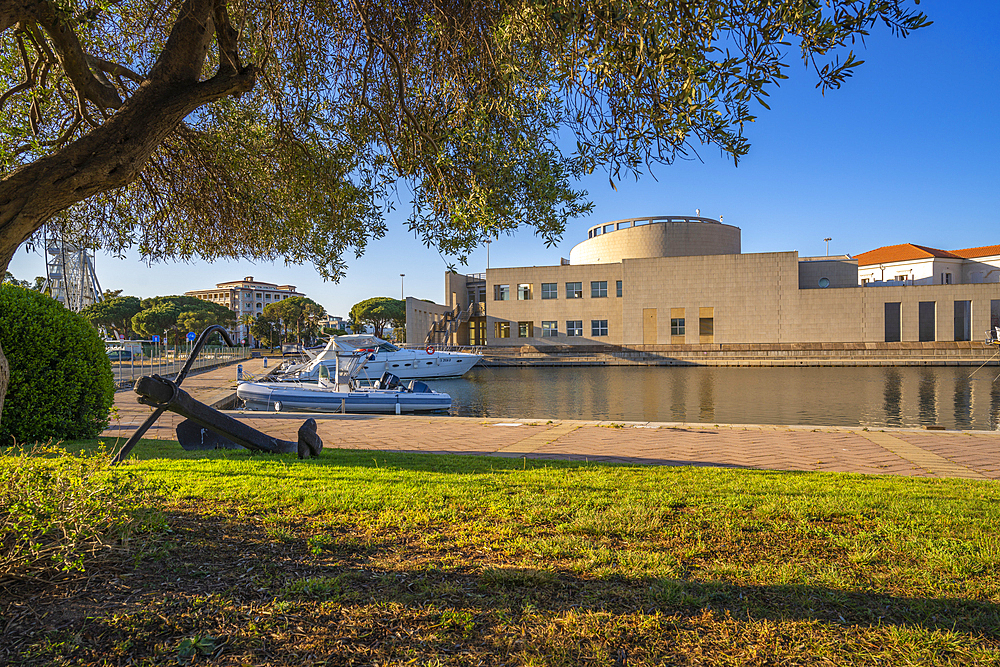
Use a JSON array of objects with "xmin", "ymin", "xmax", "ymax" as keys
[
  {"xmin": 275, "ymin": 334, "xmax": 480, "ymax": 382},
  {"xmin": 238, "ymin": 344, "xmax": 451, "ymax": 414}
]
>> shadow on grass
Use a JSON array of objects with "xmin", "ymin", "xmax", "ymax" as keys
[
  {"xmin": 3, "ymin": 505, "xmax": 997, "ymax": 667},
  {"xmin": 235, "ymin": 517, "xmax": 1000, "ymax": 638},
  {"xmin": 74, "ymin": 437, "xmax": 759, "ymax": 474}
]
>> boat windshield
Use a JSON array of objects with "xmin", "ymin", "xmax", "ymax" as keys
[{"xmin": 378, "ymin": 342, "xmax": 400, "ymax": 352}]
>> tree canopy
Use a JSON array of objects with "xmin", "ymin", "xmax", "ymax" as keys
[
  {"xmin": 2, "ymin": 271, "xmax": 44, "ymax": 290},
  {"xmin": 263, "ymin": 296, "xmax": 326, "ymax": 345},
  {"xmin": 0, "ymin": 0, "xmax": 930, "ymax": 419},
  {"xmin": 250, "ymin": 311, "xmax": 282, "ymax": 350},
  {"xmin": 130, "ymin": 295, "xmax": 235, "ymax": 344},
  {"xmin": 80, "ymin": 295, "xmax": 142, "ymax": 339},
  {"xmin": 0, "ymin": 1, "xmax": 930, "ymax": 274},
  {"xmin": 351, "ymin": 297, "xmax": 405, "ymax": 338}
]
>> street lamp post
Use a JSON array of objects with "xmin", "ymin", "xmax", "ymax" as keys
[
  {"xmin": 824, "ymin": 237, "xmax": 832, "ymax": 256},
  {"xmin": 400, "ymin": 273, "xmax": 405, "ymax": 301}
]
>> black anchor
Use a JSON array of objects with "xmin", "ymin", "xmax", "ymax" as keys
[{"xmin": 111, "ymin": 325, "xmax": 321, "ymax": 464}]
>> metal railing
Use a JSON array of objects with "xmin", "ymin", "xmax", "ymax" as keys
[
  {"xmin": 585, "ymin": 215, "xmax": 724, "ymax": 239},
  {"xmin": 424, "ymin": 303, "xmax": 476, "ymax": 346},
  {"xmin": 110, "ymin": 344, "xmax": 252, "ymax": 390}
]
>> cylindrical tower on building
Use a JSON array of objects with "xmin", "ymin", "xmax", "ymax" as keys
[{"xmin": 569, "ymin": 215, "xmax": 741, "ymax": 265}]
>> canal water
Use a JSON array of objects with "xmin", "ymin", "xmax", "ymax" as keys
[{"xmin": 430, "ymin": 365, "xmax": 1000, "ymax": 430}]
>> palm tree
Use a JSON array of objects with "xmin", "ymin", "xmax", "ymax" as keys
[{"xmin": 238, "ymin": 313, "xmax": 256, "ymax": 347}]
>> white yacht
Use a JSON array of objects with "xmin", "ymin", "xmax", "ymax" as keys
[
  {"xmin": 238, "ymin": 346, "xmax": 451, "ymax": 413},
  {"xmin": 275, "ymin": 334, "xmax": 481, "ymax": 382}
]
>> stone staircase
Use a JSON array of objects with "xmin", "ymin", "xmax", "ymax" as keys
[{"xmin": 425, "ymin": 304, "xmax": 473, "ymax": 347}]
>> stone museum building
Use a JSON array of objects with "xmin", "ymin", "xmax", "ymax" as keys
[{"xmin": 406, "ymin": 215, "xmax": 1000, "ymax": 348}]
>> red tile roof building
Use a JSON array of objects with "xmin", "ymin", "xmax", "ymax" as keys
[{"xmin": 855, "ymin": 244, "xmax": 1000, "ymax": 286}]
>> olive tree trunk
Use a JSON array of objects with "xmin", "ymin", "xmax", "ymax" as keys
[
  {"xmin": 0, "ymin": 337, "xmax": 8, "ymax": 429},
  {"xmin": 0, "ymin": 0, "xmax": 256, "ymax": 427}
]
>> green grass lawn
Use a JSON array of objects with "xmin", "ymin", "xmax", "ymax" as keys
[{"xmin": 3, "ymin": 438, "xmax": 999, "ymax": 665}]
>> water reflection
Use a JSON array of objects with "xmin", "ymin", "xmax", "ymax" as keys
[
  {"xmin": 669, "ymin": 371, "xmax": 685, "ymax": 422},
  {"xmin": 698, "ymin": 372, "xmax": 714, "ymax": 424},
  {"xmin": 883, "ymin": 369, "xmax": 902, "ymax": 427},
  {"xmin": 918, "ymin": 369, "xmax": 937, "ymax": 426},
  {"xmin": 432, "ymin": 365, "xmax": 1000, "ymax": 430},
  {"xmin": 953, "ymin": 374, "xmax": 972, "ymax": 430},
  {"xmin": 992, "ymin": 380, "xmax": 1000, "ymax": 430}
]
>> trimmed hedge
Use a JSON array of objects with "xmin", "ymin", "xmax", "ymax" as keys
[{"xmin": 0, "ymin": 285, "xmax": 115, "ymax": 446}]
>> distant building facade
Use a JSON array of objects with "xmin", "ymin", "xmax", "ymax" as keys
[
  {"xmin": 856, "ymin": 244, "xmax": 1000, "ymax": 286},
  {"xmin": 409, "ymin": 216, "xmax": 1000, "ymax": 347},
  {"xmin": 319, "ymin": 315, "xmax": 347, "ymax": 331},
  {"xmin": 185, "ymin": 276, "xmax": 304, "ymax": 342}
]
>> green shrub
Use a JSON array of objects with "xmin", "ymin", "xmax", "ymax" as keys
[
  {"xmin": 0, "ymin": 284, "xmax": 115, "ymax": 445},
  {"xmin": 0, "ymin": 444, "xmax": 164, "ymax": 582}
]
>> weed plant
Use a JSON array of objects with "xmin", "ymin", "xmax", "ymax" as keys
[{"xmin": 0, "ymin": 443, "xmax": 164, "ymax": 584}]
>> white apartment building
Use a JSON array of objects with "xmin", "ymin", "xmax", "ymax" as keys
[{"xmin": 185, "ymin": 276, "xmax": 305, "ymax": 342}]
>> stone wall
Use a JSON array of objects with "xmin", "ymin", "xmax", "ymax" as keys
[{"xmin": 481, "ymin": 341, "xmax": 1000, "ymax": 367}]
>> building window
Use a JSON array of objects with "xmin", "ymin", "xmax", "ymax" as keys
[
  {"xmin": 517, "ymin": 283, "xmax": 532, "ymax": 300},
  {"xmin": 884, "ymin": 302, "xmax": 901, "ymax": 342},
  {"xmin": 861, "ymin": 278, "xmax": 870, "ymax": 286},
  {"xmin": 494, "ymin": 284, "xmax": 510, "ymax": 301},
  {"xmin": 942, "ymin": 273, "xmax": 953, "ymax": 285},
  {"xmin": 495, "ymin": 321, "xmax": 510, "ymax": 338},
  {"xmin": 894, "ymin": 275, "xmax": 908, "ymax": 283},
  {"xmin": 616, "ymin": 280, "xmax": 622, "ymax": 297},
  {"xmin": 566, "ymin": 320, "xmax": 583, "ymax": 337},
  {"xmin": 591, "ymin": 281, "xmax": 607, "ymax": 298},
  {"xmin": 591, "ymin": 320, "xmax": 608, "ymax": 336},
  {"xmin": 671, "ymin": 318, "xmax": 685, "ymax": 336},
  {"xmin": 919, "ymin": 301, "xmax": 936, "ymax": 342},
  {"xmin": 566, "ymin": 282, "xmax": 582, "ymax": 299},
  {"xmin": 954, "ymin": 300, "xmax": 971, "ymax": 342},
  {"xmin": 699, "ymin": 317, "xmax": 714, "ymax": 337},
  {"xmin": 541, "ymin": 321, "xmax": 558, "ymax": 337},
  {"xmin": 541, "ymin": 283, "xmax": 558, "ymax": 299},
  {"xmin": 517, "ymin": 321, "xmax": 534, "ymax": 337}
]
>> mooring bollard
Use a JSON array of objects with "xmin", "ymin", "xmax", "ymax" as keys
[{"xmin": 237, "ymin": 363, "xmax": 243, "ymax": 380}]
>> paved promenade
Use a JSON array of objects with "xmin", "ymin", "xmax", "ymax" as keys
[{"xmin": 103, "ymin": 359, "xmax": 1000, "ymax": 480}]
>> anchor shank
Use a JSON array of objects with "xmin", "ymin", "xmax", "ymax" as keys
[{"xmin": 134, "ymin": 376, "xmax": 296, "ymax": 454}]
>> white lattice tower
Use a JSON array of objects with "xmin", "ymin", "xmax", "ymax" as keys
[{"xmin": 43, "ymin": 228, "xmax": 104, "ymax": 312}]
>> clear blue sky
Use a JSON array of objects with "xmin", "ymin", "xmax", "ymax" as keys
[{"xmin": 9, "ymin": 0, "xmax": 997, "ymax": 319}]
